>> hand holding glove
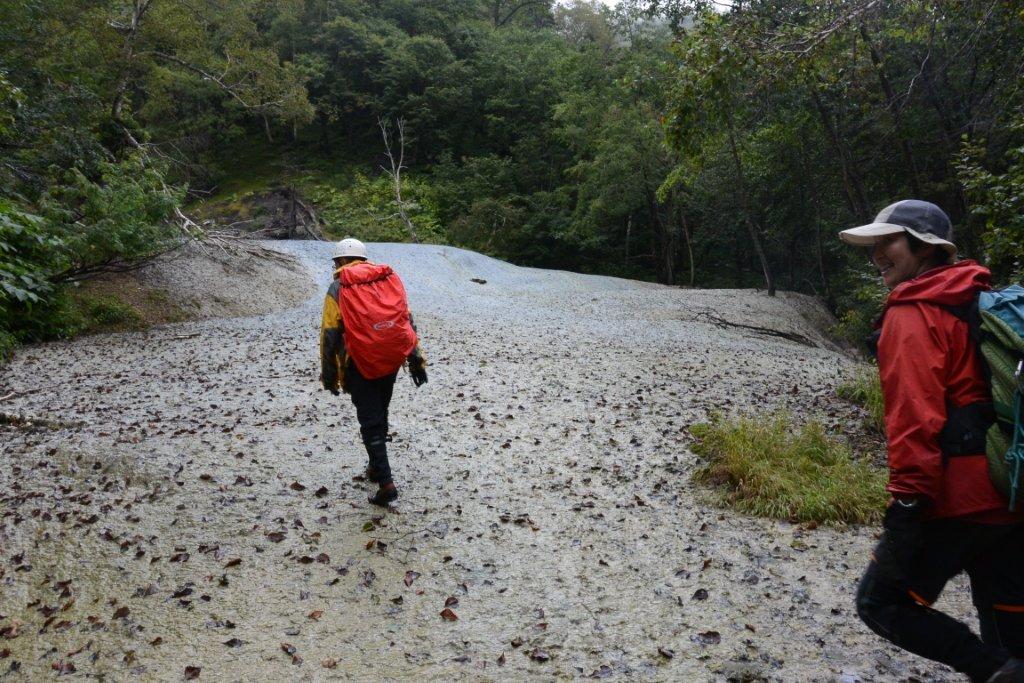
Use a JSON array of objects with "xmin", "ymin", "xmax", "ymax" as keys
[{"xmin": 873, "ymin": 498, "xmax": 925, "ymax": 584}]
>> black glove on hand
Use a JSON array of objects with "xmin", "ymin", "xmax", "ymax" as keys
[
  {"xmin": 410, "ymin": 362, "xmax": 428, "ymax": 387},
  {"xmin": 408, "ymin": 352, "xmax": 428, "ymax": 387},
  {"xmin": 873, "ymin": 499, "xmax": 925, "ymax": 584}
]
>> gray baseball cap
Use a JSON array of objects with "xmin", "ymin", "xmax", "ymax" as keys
[{"xmin": 839, "ymin": 200, "xmax": 957, "ymax": 260}]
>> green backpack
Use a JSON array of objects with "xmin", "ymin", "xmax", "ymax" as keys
[{"xmin": 950, "ymin": 285, "xmax": 1024, "ymax": 510}]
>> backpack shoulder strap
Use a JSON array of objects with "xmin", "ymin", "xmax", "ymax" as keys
[{"xmin": 941, "ymin": 292, "xmax": 984, "ymax": 346}]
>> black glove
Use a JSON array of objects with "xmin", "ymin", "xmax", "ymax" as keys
[
  {"xmin": 408, "ymin": 352, "xmax": 428, "ymax": 387},
  {"xmin": 319, "ymin": 373, "xmax": 340, "ymax": 396},
  {"xmin": 873, "ymin": 498, "xmax": 925, "ymax": 584},
  {"xmin": 410, "ymin": 364, "xmax": 428, "ymax": 387}
]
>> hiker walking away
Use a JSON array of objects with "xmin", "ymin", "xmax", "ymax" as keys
[
  {"xmin": 320, "ymin": 238, "xmax": 428, "ymax": 506},
  {"xmin": 840, "ymin": 200, "xmax": 1024, "ymax": 682}
]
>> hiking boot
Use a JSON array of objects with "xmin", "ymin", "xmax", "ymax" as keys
[
  {"xmin": 368, "ymin": 482, "xmax": 398, "ymax": 507},
  {"xmin": 365, "ymin": 466, "xmax": 381, "ymax": 484},
  {"xmin": 988, "ymin": 658, "xmax": 1024, "ymax": 683}
]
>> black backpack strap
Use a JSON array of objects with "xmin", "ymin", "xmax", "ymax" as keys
[{"xmin": 942, "ymin": 294, "xmax": 984, "ymax": 346}]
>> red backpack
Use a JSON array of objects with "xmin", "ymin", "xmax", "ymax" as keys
[{"xmin": 337, "ymin": 262, "xmax": 418, "ymax": 379}]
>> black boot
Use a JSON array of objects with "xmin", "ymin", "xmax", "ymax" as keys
[
  {"xmin": 989, "ymin": 658, "xmax": 1024, "ymax": 683},
  {"xmin": 362, "ymin": 435, "xmax": 392, "ymax": 489},
  {"xmin": 368, "ymin": 482, "xmax": 398, "ymax": 506}
]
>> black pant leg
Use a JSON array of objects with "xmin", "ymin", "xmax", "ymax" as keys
[
  {"xmin": 855, "ymin": 520, "xmax": 1011, "ymax": 682},
  {"xmin": 346, "ymin": 362, "xmax": 388, "ymax": 442},
  {"xmin": 346, "ymin": 362, "xmax": 395, "ymax": 485},
  {"xmin": 379, "ymin": 371, "xmax": 397, "ymax": 437},
  {"xmin": 968, "ymin": 524, "xmax": 1024, "ymax": 657}
]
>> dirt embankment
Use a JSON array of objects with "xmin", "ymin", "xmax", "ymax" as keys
[
  {"xmin": 134, "ymin": 242, "xmax": 318, "ymax": 320},
  {"xmin": 70, "ymin": 242, "xmax": 317, "ymax": 330},
  {"xmin": 0, "ymin": 243, "xmax": 964, "ymax": 682}
]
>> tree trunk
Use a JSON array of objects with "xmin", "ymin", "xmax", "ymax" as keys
[
  {"xmin": 680, "ymin": 206, "xmax": 695, "ymax": 287},
  {"xmin": 263, "ymin": 115, "xmax": 274, "ymax": 143},
  {"xmin": 809, "ymin": 87, "xmax": 872, "ymax": 221},
  {"xmin": 724, "ymin": 109, "xmax": 775, "ymax": 296},
  {"xmin": 647, "ymin": 191, "xmax": 673, "ymax": 285},
  {"xmin": 110, "ymin": 0, "xmax": 154, "ymax": 148},
  {"xmin": 860, "ymin": 24, "xmax": 923, "ymax": 196},
  {"xmin": 625, "ymin": 214, "xmax": 632, "ymax": 260},
  {"xmin": 318, "ymin": 111, "xmax": 332, "ymax": 153}
]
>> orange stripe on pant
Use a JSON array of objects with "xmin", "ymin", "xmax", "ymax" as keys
[
  {"xmin": 907, "ymin": 590, "xmax": 933, "ymax": 607},
  {"xmin": 993, "ymin": 604, "xmax": 1024, "ymax": 613}
]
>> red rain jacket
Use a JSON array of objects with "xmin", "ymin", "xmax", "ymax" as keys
[
  {"xmin": 877, "ymin": 260, "xmax": 1021, "ymax": 522},
  {"xmin": 337, "ymin": 262, "xmax": 418, "ymax": 380}
]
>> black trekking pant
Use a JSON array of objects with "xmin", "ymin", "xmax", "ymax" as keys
[
  {"xmin": 346, "ymin": 361, "xmax": 397, "ymax": 486},
  {"xmin": 856, "ymin": 520, "xmax": 1024, "ymax": 682}
]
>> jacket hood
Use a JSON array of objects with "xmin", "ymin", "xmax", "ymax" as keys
[{"xmin": 885, "ymin": 259, "xmax": 991, "ymax": 309}]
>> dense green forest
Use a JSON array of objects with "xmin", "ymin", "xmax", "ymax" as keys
[{"xmin": 2, "ymin": 0, "xmax": 1023, "ymax": 354}]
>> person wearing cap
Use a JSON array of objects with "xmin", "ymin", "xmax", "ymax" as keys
[
  {"xmin": 320, "ymin": 238, "xmax": 428, "ymax": 506},
  {"xmin": 840, "ymin": 200, "xmax": 1024, "ymax": 682}
]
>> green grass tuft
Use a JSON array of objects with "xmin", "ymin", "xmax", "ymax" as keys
[
  {"xmin": 691, "ymin": 413, "xmax": 887, "ymax": 525},
  {"xmin": 837, "ymin": 368, "xmax": 885, "ymax": 436}
]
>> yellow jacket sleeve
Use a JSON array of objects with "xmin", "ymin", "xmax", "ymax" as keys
[{"xmin": 320, "ymin": 282, "xmax": 346, "ymax": 392}]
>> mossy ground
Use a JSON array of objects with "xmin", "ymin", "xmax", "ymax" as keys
[{"xmin": 67, "ymin": 275, "xmax": 191, "ymax": 335}]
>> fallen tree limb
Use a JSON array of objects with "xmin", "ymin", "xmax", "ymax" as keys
[
  {"xmin": 697, "ymin": 311, "xmax": 819, "ymax": 348},
  {"xmin": 0, "ymin": 388, "xmax": 44, "ymax": 402},
  {"xmin": 0, "ymin": 411, "xmax": 86, "ymax": 431}
]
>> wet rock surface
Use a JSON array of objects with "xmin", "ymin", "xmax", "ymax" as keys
[{"xmin": 0, "ymin": 242, "xmax": 972, "ymax": 680}]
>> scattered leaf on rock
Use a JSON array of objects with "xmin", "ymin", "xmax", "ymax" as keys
[
  {"xmin": 184, "ymin": 665, "xmax": 201, "ymax": 679},
  {"xmin": 691, "ymin": 630, "xmax": 721, "ymax": 645},
  {"xmin": 51, "ymin": 660, "xmax": 76, "ymax": 675},
  {"xmin": 321, "ymin": 658, "xmax": 338, "ymax": 669},
  {"xmin": 404, "ymin": 571, "xmax": 420, "ymax": 587},
  {"xmin": 308, "ymin": 610, "xmax": 323, "ymax": 621},
  {"xmin": 529, "ymin": 648, "xmax": 550, "ymax": 662},
  {"xmin": 289, "ymin": 481, "xmax": 306, "ymax": 491},
  {"xmin": 440, "ymin": 608, "xmax": 458, "ymax": 621}
]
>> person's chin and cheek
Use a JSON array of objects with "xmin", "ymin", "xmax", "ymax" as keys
[{"xmin": 870, "ymin": 233, "xmax": 922, "ymax": 290}]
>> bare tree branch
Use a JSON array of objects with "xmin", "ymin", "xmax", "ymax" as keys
[
  {"xmin": 146, "ymin": 51, "xmax": 287, "ymax": 113},
  {"xmin": 378, "ymin": 117, "xmax": 421, "ymax": 243}
]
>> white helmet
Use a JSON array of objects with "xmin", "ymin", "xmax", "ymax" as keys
[{"xmin": 331, "ymin": 237, "xmax": 367, "ymax": 260}]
